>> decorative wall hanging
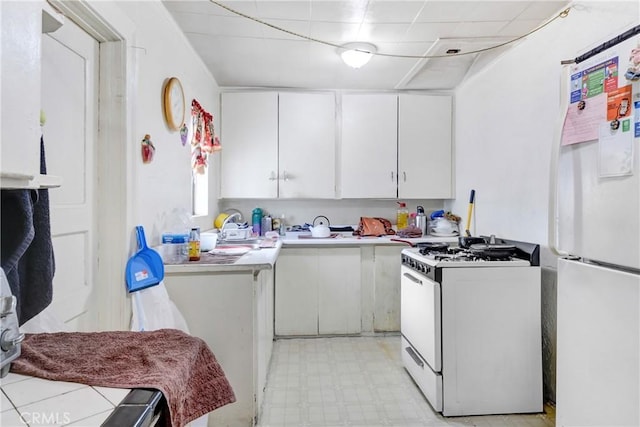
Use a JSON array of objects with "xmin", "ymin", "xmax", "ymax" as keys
[
  {"xmin": 141, "ymin": 134, "xmax": 155, "ymax": 163},
  {"xmin": 180, "ymin": 123, "xmax": 189, "ymax": 146},
  {"xmin": 163, "ymin": 77, "xmax": 185, "ymax": 131},
  {"xmin": 190, "ymin": 99, "xmax": 221, "ymax": 174}
]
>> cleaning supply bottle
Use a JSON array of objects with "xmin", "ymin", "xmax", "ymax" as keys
[
  {"xmin": 415, "ymin": 205, "xmax": 427, "ymax": 236},
  {"xmin": 252, "ymin": 207, "xmax": 262, "ymax": 236},
  {"xmin": 397, "ymin": 202, "xmax": 409, "ymax": 230}
]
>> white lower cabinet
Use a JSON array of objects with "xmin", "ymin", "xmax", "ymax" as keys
[
  {"xmin": 275, "ymin": 247, "xmax": 361, "ymax": 336},
  {"xmin": 372, "ymin": 245, "xmax": 404, "ymax": 332},
  {"xmin": 164, "ymin": 268, "xmax": 274, "ymax": 427}
]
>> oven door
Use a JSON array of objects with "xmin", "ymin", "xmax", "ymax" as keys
[{"xmin": 400, "ymin": 265, "xmax": 441, "ymax": 371}]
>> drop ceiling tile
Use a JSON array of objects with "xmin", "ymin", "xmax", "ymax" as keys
[
  {"xmin": 358, "ymin": 22, "xmax": 412, "ymax": 43},
  {"xmin": 256, "ymin": 0, "xmax": 312, "ymax": 20},
  {"xmin": 452, "ymin": 20, "xmax": 510, "ymax": 38},
  {"xmin": 310, "ymin": 0, "xmax": 369, "ymax": 23},
  {"xmin": 180, "ymin": 14, "xmax": 264, "ymax": 38},
  {"xmin": 405, "ymin": 22, "xmax": 461, "ymax": 42},
  {"xmin": 374, "ymin": 41, "xmax": 435, "ymax": 57},
  {"xmin": 518, "ymin": 1, "xmax": 569, "ymax": 20},
  {"xmin": 364, "ymin": 0, "xmax": 427, "ymax": 23},
  {"xmin": 208, "ymin": 0, "xmax": 259, "ymax": 16},
  {"xmin": 262, "ymin": 18, "xmax": 311, "ymax": 40},
  {"xmin": 465, "ymin": 2, "xmax": 530, "ymax": 21},
  {"xmin": 312, "ymin": 22, "xmax": 360, "ymax": 44},
  {"xmin": 498, "ymin": 19, "xmax": 546, "ymax": 37},
  {"xmin": 163, "ymin": 0, "xmax": 257, "ymax": 17},
  {"xmin": 416, "ymin": 1, "xmax": 485, "ymax": 23}
]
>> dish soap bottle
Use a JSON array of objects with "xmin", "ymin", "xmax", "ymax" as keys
[
  {"xmin": 188, "ymin": 227, "xmax": 201, "ymax": 261},
  {"xmin": 397, "ymin": 202, "xmax": 409, "ymax": 230}
]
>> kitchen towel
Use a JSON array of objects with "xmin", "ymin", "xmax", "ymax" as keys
[
  {"xmin": 0, "ymin": 136, "xmax": 55, "ymax": 325},
  {"xmin": 11, "ymin": 329, "xmax": 236, "ymax": 427}
]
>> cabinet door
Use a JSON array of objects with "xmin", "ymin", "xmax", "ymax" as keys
[
  {"xmin": 279, "ymin": 92, "xmax": 336, "ymax": 198},
  {"xmin": 398, "ymin": 94, "xmax": 452, "ymax": 198},
  {"xmin": 1, "ymin": 2, "xmax": 41, "ymax": 183},
  {"xmin": 275, "ymin": 248, "xmax": 318, "ymax": 336},
  {"xmin": 220, "ymin": 92, "xmax": 278, "ymax": 198},
  {"xmin": 318, "ymin": 248, "xmax": 361, "ymax": 334},
  {"xmin": 341, "ymin": 93, "xmax": 398, "ymax": 198},
  {"xmin": 373, "ymin": 246, "xmax": 403, "ymax": 332}
]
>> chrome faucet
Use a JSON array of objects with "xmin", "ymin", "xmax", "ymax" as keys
[{"xmin": 219, "ymin": 212, "xmax": 242, "ymax": 240}]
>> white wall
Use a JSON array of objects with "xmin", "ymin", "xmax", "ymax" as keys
[
  {"xmin": 449, "ymin": 0, "xmax": 639, "ymax": 267},
  {"xmin": 219, "ymin": 198, "xmax": 446, "ymax": 230},
  {"xmin": 113, "ymin": 1, "xmax": 221, "ymax": 243}
]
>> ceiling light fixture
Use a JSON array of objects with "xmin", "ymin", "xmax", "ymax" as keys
[{"xmin": 339, "ymin": 42, "xmax": 377, "ymax": 69}]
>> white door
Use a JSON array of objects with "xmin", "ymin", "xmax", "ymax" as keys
[
  {"xmin": 41, "ymin": 19, "xmax": 99, "ymax": 331},
  {"xmin": 556, "ymin": 258, "xmax": 639, "ymax": 427}
]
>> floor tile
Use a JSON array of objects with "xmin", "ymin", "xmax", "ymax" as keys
[{"xmin": 258, "ymin": 335, "xmax": 555, "ymax": 427}]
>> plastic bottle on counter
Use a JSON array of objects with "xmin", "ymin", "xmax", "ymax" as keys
[
  {"xmin": 261, "ymin": 214, "xmax": 273, "ymax": 236},
  {"xmin": 279, "ymin": 214, "xmax": 286, "ymax": 236},
  {"xmin": 188, "ymin": 227, "xmax": 201, "ymax": 261},
  {"xmin": 397, "ymin": 202, "xmax": 409, "ymax": 230},
  {"xmin": 252, "ymin": 207, "xmax": 262, "ymax": 236},
  {"xmin": 415, "ymin": 205, "xmax": 427, "ymax": 236}
]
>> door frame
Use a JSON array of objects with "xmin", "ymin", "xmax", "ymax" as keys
[{"xmin": 49, "ymin": 1, "xmax": 136, "ymax": 330}]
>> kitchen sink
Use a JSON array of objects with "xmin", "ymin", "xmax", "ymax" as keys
[
  {"xmin": 216, "ymin": 239, "xmax": 261, "ymax": 247},
  {"xmin": 215, "ymin": 243, "xmax": 261, "ymax": 250}
]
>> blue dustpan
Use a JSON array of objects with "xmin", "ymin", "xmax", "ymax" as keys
[{"xmin": 125, "ymin": 225, "xmax": 164, "ymax": 292}]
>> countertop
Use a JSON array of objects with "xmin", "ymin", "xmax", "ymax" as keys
[
  {"xmin": 1, "ymin": 372, "xmax": 130, "ymax": 426},
  {"xmin": 163, "ymin": 234, "xmax": 459, "ymax": 273}
]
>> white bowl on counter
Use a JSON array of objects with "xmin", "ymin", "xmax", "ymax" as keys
[{"xmin": 200, "ymin": 232, "xmax": 218, "ymax": 251}]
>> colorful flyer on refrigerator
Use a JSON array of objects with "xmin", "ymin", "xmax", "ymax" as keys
[
  {"xmin": 606, "ymin": 84, "xmax": 632, "ymax": 121},
  {"xmin": 635, "ymin": 100, "xmax": 640, "ymax": 138},
  {"xmin": 570, "ymin": 57, "xmax": 619, "ymax": 103}
]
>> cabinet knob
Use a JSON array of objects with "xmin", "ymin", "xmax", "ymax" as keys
[
  {"xmin": 391, "ymin": 171, "xmax": 395, "ymax": 182},
  {"xmin": 269, "ymin": 171, "xmax": 277, "ymax": 181},
  {"xmin": 403, "ymin": 171, "xmax": 407, "ymax": 182},
  {"xmin": 282, "ymin": 171, "xmax": 289, "ymax": 182}
]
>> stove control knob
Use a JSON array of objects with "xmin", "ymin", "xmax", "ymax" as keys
[{"xmin": 0, "ymin": 330, "xmax": 25, "ymax": 352}]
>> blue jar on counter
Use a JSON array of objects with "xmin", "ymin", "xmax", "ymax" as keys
[{"xmin": 252, "ymin": 207, "xmax": 262, "ymax": 236}]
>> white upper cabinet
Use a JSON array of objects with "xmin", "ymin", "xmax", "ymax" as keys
[
  {"xmin": 220, "ymin": 91, "xmax": 336, "ymax": 199},
  {"xmin": 341, "ymin": 93, "xmax": 398, "ymax": 198},
  {"xmin": 220, "ymin": 92, "xmax": 279, "ymax": 198},
  {"xmin": 398, "ymin": 94, "xmax": 453, "ymax": 199},
  {"xmin": 279, "ymin": 92, "xmax": 336, "ymax": 199},
  {"xmin": 1, "ymin": 2, "xmax": 63, "ymax": 189}
]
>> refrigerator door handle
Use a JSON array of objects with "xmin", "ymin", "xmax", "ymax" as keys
[{"xmin": 548, "ymin": 63, "xmax": 571, "ymax": 258}]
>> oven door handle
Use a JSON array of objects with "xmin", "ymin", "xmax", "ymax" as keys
[
  {"xmin": 403, "ymin": 272, "xmax": 422, "ymax": 285},
  {"xmin": 405, "ymin": 346, "xmax": 424, "ymax": 368}
]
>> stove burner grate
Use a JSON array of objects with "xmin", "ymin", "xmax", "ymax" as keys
[{"xmin": 421, "ymin": 248, "xmax": 513, "ymax": 262}]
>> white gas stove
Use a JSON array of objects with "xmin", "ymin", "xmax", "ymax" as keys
[{"xmin": 400, "ymin": 237, "xmax": 542, "ymax": 416}]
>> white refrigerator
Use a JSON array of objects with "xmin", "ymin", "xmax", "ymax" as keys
[{"xmin": 550, "ymin": 27, "xmax": 640, "ymax": 427}]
